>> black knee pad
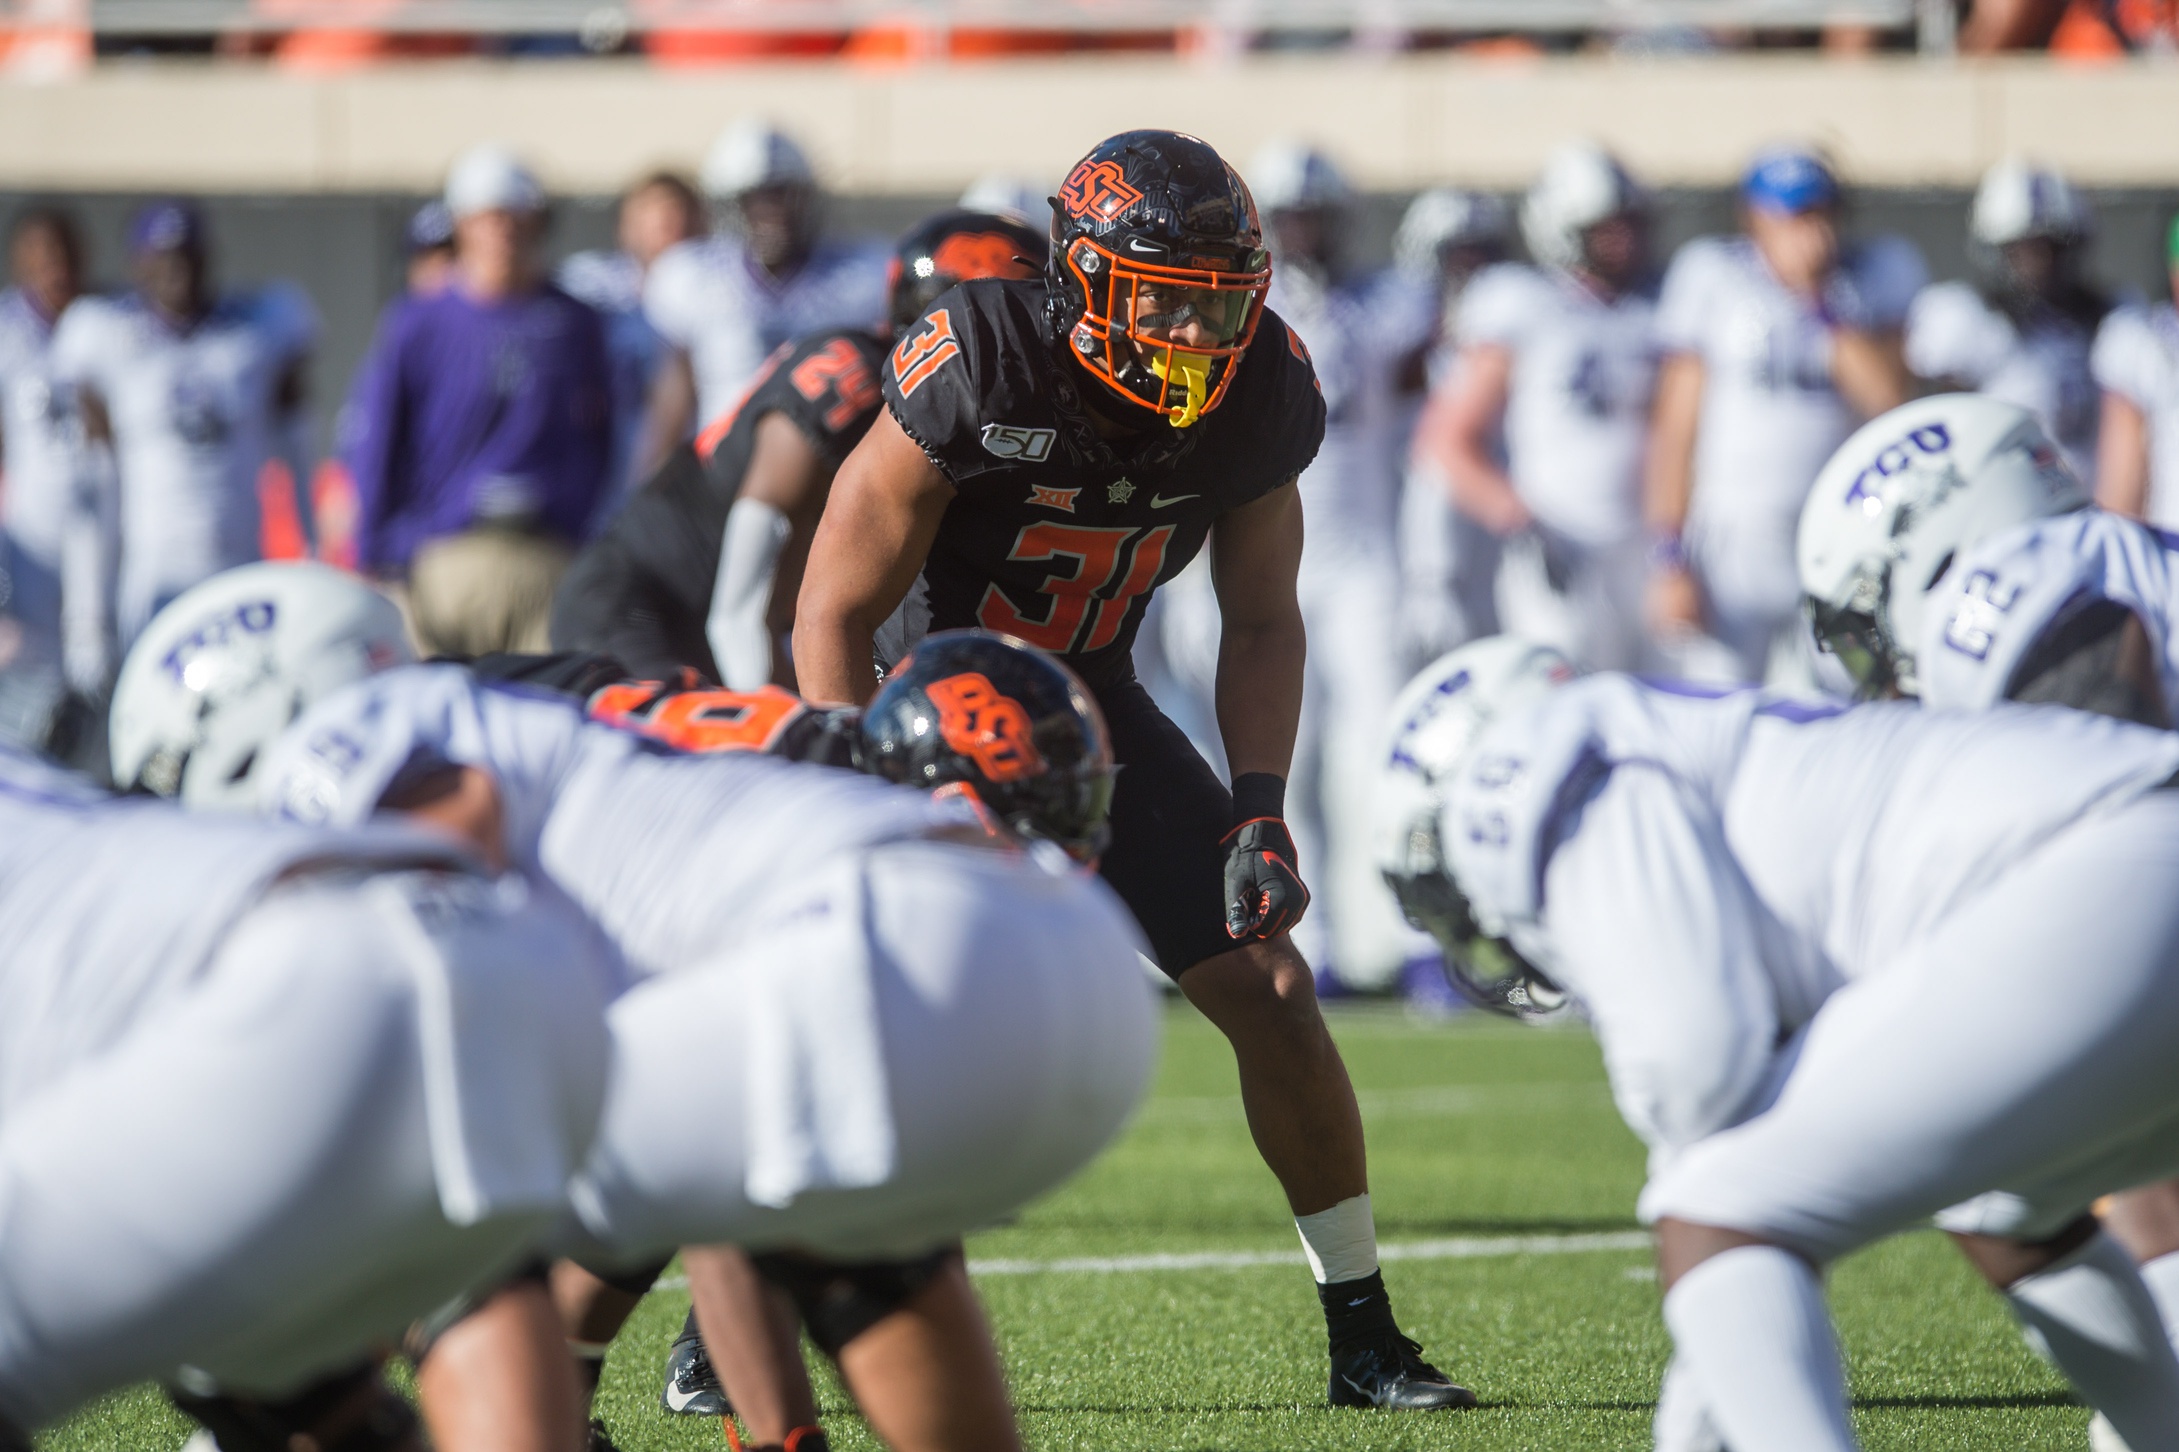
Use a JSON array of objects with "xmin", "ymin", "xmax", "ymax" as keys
[
  {"xmin": 168, "ymin": 1362, "xmax": 421, "ymax": 1452},
  {"xmin": 576, "ymin": 1251, "xmax": 676, "ymax": 1299},
  {"xmin": 749, "ymin": 1244, "xmax": 963, "ymax": 1359},
  {"xmin": 404, "ymin": 1258, "xmax": 553, "ymax": 1365}
]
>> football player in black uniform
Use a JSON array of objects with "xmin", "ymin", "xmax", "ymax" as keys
[
  {"xmin": 795, "ymin": 130, "xmax": 1475, "ymax": 1411},
  {"xmin": 550, "ymin": 211, "xmax": 1047, "ymax": 688}
]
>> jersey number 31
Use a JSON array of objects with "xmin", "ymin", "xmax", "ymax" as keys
[{"xmin": 979, "ymin": 523, "xmax": 1175, "ymax": 655}]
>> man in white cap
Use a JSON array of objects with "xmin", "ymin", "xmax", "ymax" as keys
[
  {"xmin": 636, "ymin": 121, "xmax": 887, "ymax": 476},
  {"xmin": 341, "ymin": 144, "xmax": 613, "ymax": 658}
]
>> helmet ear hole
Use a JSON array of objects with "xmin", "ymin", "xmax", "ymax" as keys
[{"xmin": 1923, "ymin": 549, "xmax": 1957, "ymax": 593}]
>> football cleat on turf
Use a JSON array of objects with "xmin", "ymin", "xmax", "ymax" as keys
[
  {"xmin": 659, "ymin": 1323, "xmax": 731, "ymax": 1417},
  {"xmin": 1327, "ymin": 1331, "xmax": 1478, "ymax": 1411}
]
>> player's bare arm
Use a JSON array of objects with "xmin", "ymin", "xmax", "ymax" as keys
[
  {"xmin": 1828, "ymin": 325, "xmax": 1913, "ymax": 419},
  {"xmin": 634, "ymin": 347, "xmax": 699, "ymax": 481},
  {"xmin": 1643, "ymin": 352, "xmax": 1705, "ymax": 634},
  {"xmin": 1418, "ymin": 343, "xmax": 1532, "ymax": 536},
  {"xmin": 711, "ymin": 411, "xmax": 832, "ymax": 690},
  {"xmin": 1208, "ymin": 477, "xmax": 1307, "ymax": 782},
  {"xmin": 2099, "ymin": 391, "xmax": 2153, "ymax": 519},
  {"xmin": 792, "ymin": 408, "xmax": 956, "ymax": 707}
]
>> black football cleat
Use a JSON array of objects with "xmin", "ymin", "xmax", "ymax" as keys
[
  {"xmin": 1327, "ymin": 1331, "xmax": 1478, "ymax": 1411},
  {"xmin": 659, "ymin": 1320, "xmax": 731, "ymax": 1417}
]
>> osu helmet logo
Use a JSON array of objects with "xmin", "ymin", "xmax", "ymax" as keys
[
  {"xmin": 932, "ymin": 232, "xmax": 1040, "ymax": 282},
  {"xmin": 1059, "ymin": 159, "xmax": 1145, "ymax": 222},
  {"xmin": 924, "ymin": 671, "xmax": 1046, "ymax": 782}
]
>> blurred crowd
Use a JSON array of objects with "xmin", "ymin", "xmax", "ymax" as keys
[
  {"xmin": 3, "ymin": 122, "xmax": 2177, "ymax": 990},
  {"xmin": 40, "ymin": 0, "xmax": 2178, "ymax": 66}
]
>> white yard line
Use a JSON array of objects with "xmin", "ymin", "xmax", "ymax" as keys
[{"xmin": 647, "ymin": 1230, "xmax": 1650, "ymax": 1291}]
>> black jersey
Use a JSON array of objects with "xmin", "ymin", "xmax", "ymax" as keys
[
  {"xmin": 597, "ymin": 326, "xmax": 886, "ymax": 621},
  {"xmin": 881, "ymin": 278, "xmax": 1325, "ymax": 689}
]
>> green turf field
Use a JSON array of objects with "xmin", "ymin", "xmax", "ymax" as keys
[{"xmin": 39, "ymin": 1002, "xmax": 2084, "ymax": 1450}]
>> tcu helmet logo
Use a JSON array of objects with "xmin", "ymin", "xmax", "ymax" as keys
[
  {"xmin": 981, "ymin": 423, "xmax": 1057, "ymax": 462},
  {"xmin": 1059, "ymin": 159, "xmax": 1145, "ymax": 222},
  {"xmin": 160, "ymin": 599, "xmax": 277, "ymax": 684},
  {"xmin": 924, "ymin": 671, "xmax": 1047, "ymax": 783},
  {"xmin": 1843, "ymin": 422, "xmax": 1952, "ymax": 506}
]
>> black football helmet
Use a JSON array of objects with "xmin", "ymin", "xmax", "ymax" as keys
[
  {"xmin": 860, "ymin": 630, "xmax": 1115, "ymax": 861},
  {"xmin": 1046, "ymin": 130, "xmax": 1272, "ymax": 430},
  {"xmin": 888, "ymin": 209, "xmax": 1048, "ymax": 336}
]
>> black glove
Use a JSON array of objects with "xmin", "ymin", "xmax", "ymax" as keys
[{"xmin": 1220, "ymin": 773, "xmax": 1309, "ymax": 942}]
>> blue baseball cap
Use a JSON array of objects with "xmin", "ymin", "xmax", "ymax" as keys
[
  {"xmin": 1742, "ymin": 148, "xmax": 1838, "ymax": 216},
  {"xmin": 128, "ymin": 199, "xmax": 206, "ymax": 257}
]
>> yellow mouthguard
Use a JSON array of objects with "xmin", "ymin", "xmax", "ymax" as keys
[{"xmin": 1151, "ymin": 350, "xmax": 1211, "ymax": 429}]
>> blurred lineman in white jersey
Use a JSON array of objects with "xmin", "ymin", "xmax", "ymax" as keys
[
  {"xmin": 1416, "ymin": 143, "xmax": 1659, "ymax": 672},
  {"xmin": 1906, "ymin": 161, "xmax": 2109, "ymax": 482},
  {"xmin": 637, "ymin": 122, "xmax": 888, "ymax": 477},
  {"xmin": 1388, "ymin": 186, "xmax": 1511, "ymax": 666},
  {"xmin": 50, "ymin": 201, "xmax": 314, "ymax": 649},
  {"xmin": 252, "ymin": 663, "xmax": 1155, "ymax": 1452},
  {"xmin": 1644, "ymin": 148, "xmax": 1923, "ymax": 686},
  {"xmin": 0, "ymin": 743, "xmax": 611, "ymax": 1452},
  {"xmin": 1800, "ymin": 393, "xmax": 2179, "ymax": 1452},
  {"xmin": 1379, "ymin": 639, "xmax": 2179, "ymax": 1452},
  {"xmin": 2091, "ymin": 215, "xmax": 2179, "ymax": 528}
]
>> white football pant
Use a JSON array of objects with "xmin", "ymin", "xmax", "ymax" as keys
[
  {"xmin": 0, "ymin": 871, "xmax": 611, "ymax": 1429},
  {"xmin": 565, "ymin": 839, "xmax": 1159, "ymax": 1267}
]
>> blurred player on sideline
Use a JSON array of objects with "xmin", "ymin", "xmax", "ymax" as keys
[
  {"xmin": 1389, "ymin": 186, "xmax": 1510, "ymax": 666},
  {"xmin": 551, "ymin": 209, "xmax": 1045, "ymax": 688},
  {"xmin": 794, "ymin": 129, "xmax": 1474, "ymax": 1411},
  {"xmin": 1906, "ymin": 160, "xmax": 2109, "ymax": 481},
  {"xmin": 1240, "ymin": 140, "xmax": 1420, "ymax": 988},
  {"xmin": 403, "ymin": 201, "xmax": 457, "ymax": 298},
  {"xmin": 637, "ymin": 122, "xmax": 888, "ymax": 477},
  {"xmin": 0, "ymin": 206, "xmax": 108, "ymax": 757},
  {"xmin": 50, "ymin": 199, "xmax": 315, "ymax": 650},
  {"xmin": 0, "ymin": 743, "xmax": 612, "ymax": 1452},
  {"xmin": 1799, "ymin": 393, "xmax": 2179, "ymax": 1452},
  {"xmin": 1643, "ymin": 147, "xmax": 1923, "ymax": 685},
  {"xmin": 1415, "ymin": 143, "xmax": 1658, "ymax": 672},
  {"xmin": 1380, "ymin": 638, "xmax": 2179, "ymax": 1452},
  {"xmin": 557, "ymin": 172, "xmax": 703, "ymax": 498},
  {"xmin": 2092, "ymin": 214, "xmax": 2179, "ymax": 527}
]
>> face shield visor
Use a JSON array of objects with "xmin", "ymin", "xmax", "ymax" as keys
[{"xmin": 1061, "ymin": 237, "xmax": 1271, "ymax": 428}]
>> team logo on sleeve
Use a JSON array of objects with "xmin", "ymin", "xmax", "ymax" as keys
[
  {"xmin": 1059, "ymin": 159, "xmax": 1145, "ymax": 222},
  {"xmin": 925, "ymin": 672, "xmax": 1047, "ymax": 782},
  {"xmin": 892, "ymin": 308, "xmax": 962, "ymax": 398},
  {"xmin": 981, "ymin": 423, "xmax": 1056, "ymax": 462}
]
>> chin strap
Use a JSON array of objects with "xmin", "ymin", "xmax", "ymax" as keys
[{"xmin": 1149, "ymin": 349, "xmax": 1211, "ymax": 428}]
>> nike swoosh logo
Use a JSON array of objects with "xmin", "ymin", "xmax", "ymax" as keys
[
  {"xmin": 1149, "ymin": 493, "xmax": 1198, "ymax": 509},
  {"xmin": 1345, "ymin": 1296, "xmax": 1372, "ymax": 1308}
]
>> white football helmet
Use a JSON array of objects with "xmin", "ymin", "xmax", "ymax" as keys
[
  {"xmin": 1375, "ymin": 637, "xmax": 1578, "ymax": 1015},
  {"xmin": 1971, "ymin": 159, "xmax": 2092, "ymax": 249},
  {"xmin": 701, "ymin": 120, "xmax": 816, "ymax": 200},
  {"xmin": 1394, "ymin": 187, "xmax": 1511, "ymax": 277},
  {"xmin": 1521, "ymin": 142, "xmax": 1644, "ymax": 270},
  {"xmin": 1247, "ymin": 140, "xmax": 1352, "ymax": 214},
  {"xmin": 1796, "ymin": 394, "xmax": 2087, "ymax": 698},
  {"xmin": 110, "ymin": 562, "xmax": 414, "ymax": 810}
]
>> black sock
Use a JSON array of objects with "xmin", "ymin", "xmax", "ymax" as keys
[
  {"xmin": 572, "ymin": 1347, "xmax": 607, "ymax": 1405},
  {"xmin": 677, "ymin": 1305, "xmax": 702, "ymax": 1344},
  {"xmin": 1319, "ymin": 1270, "xmax": 1398, "ymax": 1346}
]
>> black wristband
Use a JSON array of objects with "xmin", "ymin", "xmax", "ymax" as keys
[{"xmin": 1231, "ymin": 772, "xmax": 1286, "ymax": 825}]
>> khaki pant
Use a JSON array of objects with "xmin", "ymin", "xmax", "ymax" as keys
[{"xmin": 395, "ymin": 528, "xmax": 572, "ymax": 659}]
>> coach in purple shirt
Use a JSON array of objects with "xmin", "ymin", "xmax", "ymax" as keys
[{"xmin": 344, "ymin": 144, "xmax": 612, "ymax": 656}]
